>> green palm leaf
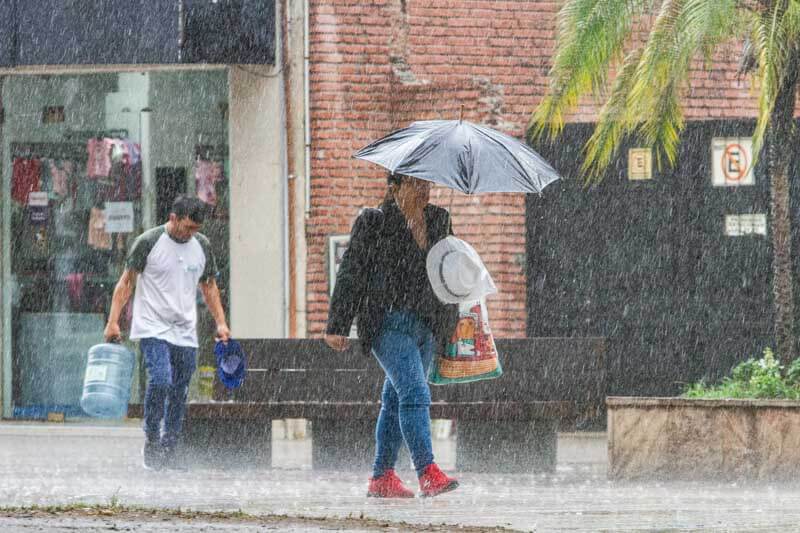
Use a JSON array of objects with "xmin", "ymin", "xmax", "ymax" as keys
[
  {"xmin": 533, "ymin": 0, "xmax": 746, "ymax": 181},
  {"xmin": 529, "ymin": 0, "xmax": 656, "ymax": 141}
]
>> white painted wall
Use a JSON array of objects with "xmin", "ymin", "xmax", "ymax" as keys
[
  {"xmin": 228, "ymin": 66, "xmax": 287, "ymax": 337},
  {"xmin": 149, "ymin": 70, "xmax": 228, "ymax": 197},
  {"xmin": 105, "ymin": 72, "xmax": 149, "ymax": 142}
]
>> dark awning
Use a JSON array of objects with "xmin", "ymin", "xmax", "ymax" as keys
[
  {"xmin": 0, "ymin": 2, "xmax": 16, "ymax": 67},
  {"xmin": 1, "ymin": 0, "xmax": 275, "ymax": 67}
]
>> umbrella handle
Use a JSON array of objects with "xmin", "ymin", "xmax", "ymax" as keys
[{"xmin": 459, "ymin": 104, "xmax": 463, "ymax": 124}]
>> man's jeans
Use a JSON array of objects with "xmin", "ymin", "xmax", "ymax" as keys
[
  {"xmin": 371, "ymin": 311, "xmax": 435, "ymax": 478},
  {"xmin": 140, "ymin": 337, "xmax": 197, "ymax": 449}
]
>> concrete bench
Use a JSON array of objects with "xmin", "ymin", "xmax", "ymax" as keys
[{"xmin": 128, "ymin": 337, "xmax": 606, "ymax": 472}]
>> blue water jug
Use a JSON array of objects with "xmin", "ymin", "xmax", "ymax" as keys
[{"xmin": 80, "ymin": 342, "xmax": 135, "ymax": 419}]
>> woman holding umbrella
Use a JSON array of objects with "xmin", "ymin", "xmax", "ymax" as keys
[
  {"xmin": 324, "ymin": 173, "xmax": 460, "ymax": 498},
  {"xmin": 325, "ymin": 118, "xmax": 560, "ymax": 497}
]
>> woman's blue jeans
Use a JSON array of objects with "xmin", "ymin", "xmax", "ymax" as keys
[
  {"xmin": 371, "ymin": 311, "xmax": 435, "ymax": 478},
  {"xmin": 140, "ymin": 337, "xmax": 197, "ymax": 449}
]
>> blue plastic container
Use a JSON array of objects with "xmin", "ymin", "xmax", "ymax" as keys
[{"xmin": 80, "ymin": 343, "xmax": 135, "ymax": 419}]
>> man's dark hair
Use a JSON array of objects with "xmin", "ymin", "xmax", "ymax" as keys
[{"xmin": 171, "ymin": 195, "xmax": 206, "ymax": 224}]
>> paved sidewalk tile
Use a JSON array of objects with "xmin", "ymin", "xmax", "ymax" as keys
[{"xmin": 1, "ymin": 423, "xmax": 799, "ymax": 531}]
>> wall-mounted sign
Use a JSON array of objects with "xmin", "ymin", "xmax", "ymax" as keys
[
  {"xmin": 725, "ymin": 214, "xmax": 767, "ymax": 236},
  {"xmin": 28, "ymin": 191, "xmax": 49, "ymax": 225},
  {"xmin": 712, "ymin": 137, "xmax": 754, "ymax": 186},
  {"xmin": 327, "ymin": 233, "xmax": 357, "ymax": 337},
  {"xmin": 628, "ymin": 148, "xmax": 652, "ymax": 181},
  {"xmin": 104, "ymin": 202, "xmax": 134, "ymax": 233},
  {"xmin": 327, "ymin": 234, "xmax": 350, "ymax": 297},
  {"xmin": 27, "ymin": 191, "xmax": 48, "ymax": 206}
]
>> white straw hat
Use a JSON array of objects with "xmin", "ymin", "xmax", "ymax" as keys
[{"xmin": 426, "ymin": 236, "xmax": 497, "ymax": 304}]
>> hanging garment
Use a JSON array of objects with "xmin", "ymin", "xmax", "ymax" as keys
[
  {"xmin": 74, "ymin": 178, "xmax": 99, "ymax": 211},
  {"xmin": 47, "ymin": 159, "xmax": 72, "ymax": 198},
  {"xmin": 65, "ymin": 273, "xmax": 85, "ymax": 311},
  {"xmin": 125, "ymin": 140, "xmax": 141, "ymax": 166},
  {"xmin": 195, "ymin": 160, "xmax": 223, "ymax": 205},
  {"xmin": 87, "ymin": 138, "xmax": 113, "ymax": 179},
  {"xmin": 39, "ymin": 158, "xmax": 53, "ymax": 195},
  {"xmin": 110, "ymin": 139, "xmax": 127, "ymax": 164},
  {"xmin": 100, "ymin": 161, "xmax": 142, "ymax": 201},
  {"xmin": 11, "ymin": 158, "xmax": 42, "ymax": 205},
  {"xmin": 87, "ymin": 206, "xmax": 112, "ymax": 250}
]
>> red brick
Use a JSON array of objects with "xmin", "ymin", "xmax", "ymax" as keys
[{"xmin": 305, "ymin": 0, "xmax": 787, "ymax": 339}]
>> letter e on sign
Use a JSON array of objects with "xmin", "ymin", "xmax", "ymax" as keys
[
  {"xmin": 712, "ymin": 137, "xmax": 754, "ymax": 186},
  {"xmin": 628, "ymin": 148, "xmax": 652, "ymax": 181}
]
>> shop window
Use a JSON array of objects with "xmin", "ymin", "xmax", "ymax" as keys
[{"xmin": 2, "ymin": 70, "xmax": 230, "ymax": 418}]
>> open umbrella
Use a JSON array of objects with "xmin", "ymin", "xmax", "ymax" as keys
[{"xmin": 353, "ymin": 119, "xmax": 561, "ymax": 194}]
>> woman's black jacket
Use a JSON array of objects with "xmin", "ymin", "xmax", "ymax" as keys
[{"xmin": 325, "ymin": 199, "xmax": 458, "ymax": 354}]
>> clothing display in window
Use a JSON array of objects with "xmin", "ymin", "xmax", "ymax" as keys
[
  {"xmin": 87, "ymin": 206, "xmax": 112, "ymax": 250},
  {"xmin": 85, "ymin": 137, "xmax": 142, "ymax": 201},
  {"xmin": 41, "ymin": 158, "xmax": 77, "ymax": 199},
  {"xmin": 87, "ymin": 138, "xmax": 113, "ymax": 179},
  {"xmin": 195, "ymin": 159, "xmax": 223, "ymax": 205},
  {"xmin": 104, "ymin": 160, "xmax": 142, "ymax": 201}
]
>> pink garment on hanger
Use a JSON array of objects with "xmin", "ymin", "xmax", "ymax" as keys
[
  {"xmin": 48, "ymin": 159, "xmax": 71, "ymax": 197},
  {"xmin": 195, "ymin": 160, "xmax": 222, "ymax": 205},
  {"xmin": 65, "ymin": 273, "xmax": 85, "ymax": 310},
  {"xmin": 87, "ymin": 207, "xmax": 112, "ymax": 250},
  {"xmin": 126, "ymin": 140, "xmax": 141, "ymax": 166},
  {"xmin": 87, "ymin": 138, "xmax": 113, "ymax": 178}
]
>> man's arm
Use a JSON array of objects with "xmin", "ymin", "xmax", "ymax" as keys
[
  {"xmin": 200, "ymin": 278, "xmax": 230, "ymax": 342},
  {"xmin": 104, "ymin": 269, "xmax": 138, "ymax": 342}
]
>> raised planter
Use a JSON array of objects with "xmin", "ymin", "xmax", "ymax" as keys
[{"xmin": 607, "ymin": 396, "xmax": 800, "ymax": 481}]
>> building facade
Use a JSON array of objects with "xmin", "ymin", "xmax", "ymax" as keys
[
  {"xmin": 0, "ymin": 0, "xmax": 297, "ymax": 418},
  {"xmin": 304, "ymin": 0, "xmax": 782, "ymax": 397},
  {"xmin": 0, "ymin": 0, "xmax": 789, "ymax": 419}
]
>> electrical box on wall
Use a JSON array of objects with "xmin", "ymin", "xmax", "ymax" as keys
[{"xmin": 182, "ymin": 0, "xmax": 276, "ymax": 64}]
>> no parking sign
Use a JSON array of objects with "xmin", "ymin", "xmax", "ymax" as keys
[{"xmin": 712, "ymin": 137, "xmax": 754, "ymax": 186}]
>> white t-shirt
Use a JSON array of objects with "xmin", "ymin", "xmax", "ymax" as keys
[{"xmin": 127, "ymin": 225, "xmax": 217, "ymax": 347}]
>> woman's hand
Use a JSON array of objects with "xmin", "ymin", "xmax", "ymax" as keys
[{"xmin": 324, "ymin": 334, "xmax": 350, "ymax": 352}]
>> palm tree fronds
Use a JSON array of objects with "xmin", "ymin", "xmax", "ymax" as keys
[
  {"xmin": 529, "ymin": 0, "xmax": 656, "ymax": 142},
  {"xmin": 750, "ymin": 1, "xmax": 795, "ymax": 165},
  {"xmin": 581, "ymin": 49, "xmax": 644, "ymax": 180},
  {"xmin": 578, "ymin": 0, "xmax": 740, "ymax": 180}
]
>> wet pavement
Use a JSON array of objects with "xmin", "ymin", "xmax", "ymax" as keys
[{"xmin": 1, "ymin": 421, "xmax": 800, "ymax": 531}]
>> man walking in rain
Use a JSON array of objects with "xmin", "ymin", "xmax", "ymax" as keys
[{"xmin": 104, "ymin": 195, "xmax": 230, "ymax": 471}]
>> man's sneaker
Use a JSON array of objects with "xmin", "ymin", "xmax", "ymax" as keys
[
  {"xmin": 142, "ymin": 441, "xmax": 163, "ymax": 471},
  {"xmin": 161, "ymin": 445, "xmax": 188, "ymax": 472},
  {"xmin": 367, "ymin": 469, "xmax": 415, "ymax": 498},
  {"xmin": 418, "ymin": 463, "xmax": 459, "ymax": 497}
]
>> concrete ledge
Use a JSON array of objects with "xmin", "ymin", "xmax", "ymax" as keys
[
  {"xmin": 607, "ymin": 396, "xmax": 800, "ymax": 481},
  {"xmin": 607, "ymin": 396, "xmax": 800, "ymax": 409}
]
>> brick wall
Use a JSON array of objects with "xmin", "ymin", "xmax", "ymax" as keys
[{"xmin": 307, "ymin": 0, "xmax": 760, "ymax": 339}]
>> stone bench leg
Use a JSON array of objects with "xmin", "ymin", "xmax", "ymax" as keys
[
  {"xmin": 456, "ymin": 418, "xmax": 557, "ymax": 473},
  {"xmin": 311, "ymin": 417, "xmax": 375, "ymax": 470},
  {"xmin": 181, "ymin": 417, "xmax": 272, "ymax": 469}
]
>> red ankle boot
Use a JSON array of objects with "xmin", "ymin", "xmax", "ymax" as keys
[
  {"xmin": 367, "ymin": 469, "xmax": 415, "ymax": 498},
  {"xmin": 418, "ymin": 463, "xmax": 459, "ymax": 497}
]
